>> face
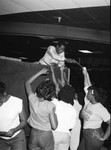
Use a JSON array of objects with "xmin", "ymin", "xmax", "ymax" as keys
[
  {"xmin": 56, "ymin": 45, "xmax": 65, "ymax": 54},
  {"xmin": 86, "ymin": 90, "xmax": 94, "ymax": 103}
]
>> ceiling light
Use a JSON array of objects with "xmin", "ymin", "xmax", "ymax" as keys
[{"xmin": 78, "ymin": 50, "xmax": 93, "ymax": 53}]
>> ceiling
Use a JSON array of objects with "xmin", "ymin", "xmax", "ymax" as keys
[{"xmin": 0, "ymin": 0, "xmax": 110, "ymax": 67}]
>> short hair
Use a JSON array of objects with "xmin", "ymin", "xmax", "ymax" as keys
[
  {"xmin": 0, "ymin": 81, "xmax": 6, "ymax": 96},
  {"xmin": 58, "ymin": 85, "xmax": 75, "ymax": 105},
  {"xmin": 35, "ymin": 79, "xmax": 56, "ymax": 101},
  {"xmin": 87, "ymin": 86, "xmax": 107, "ymax": 104},
  {"xmin": 57, "ymin": 40, "xmax": 66, "ymax": 47}
]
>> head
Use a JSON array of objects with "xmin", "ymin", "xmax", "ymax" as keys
[
  {"xmin": 58, "ymin": 85, "xmax": 75, "ymax": 105},
  {"xmin": 87, "ymin": 86, "xmax": 107, "ymax": 104},
  {"xmin": 0, "ymin": 81, "xmax": 6, "ymax": 101},
  {"xmin": 56, "ymin": 41, "xmax": 66, "ymax": 54},
  {"xmin": 35, "ymin": 79, "xmax": 56, "ymax": 101}
]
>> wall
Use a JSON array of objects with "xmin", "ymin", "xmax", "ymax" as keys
[{"xmin": 0, "ymin": 58, "xmax": 49, "ymax": 136}]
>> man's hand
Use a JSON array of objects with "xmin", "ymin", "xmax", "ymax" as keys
[{"xmin": 40, "ymin": 68, "xmax": 49, "ymax": 74}]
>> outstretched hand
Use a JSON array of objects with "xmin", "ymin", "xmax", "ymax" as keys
[
  {"xmin": 93, "ymin": 131, "xmax": 105, "ymax": 141},
  {"xmin": 82, "ymin": 67, "xmax": 87, "ymax": 75},
  {"xmin": 40, "ymin": 68, "xmax": 49, "ymax": 74},
  {"xmin": 66, "ymin": 58, "xmax": 76, "ymax": 63}
]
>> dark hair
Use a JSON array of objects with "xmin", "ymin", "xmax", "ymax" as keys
[
  {"xmin": 57, "ymin": 40, "xmax": 66, "ymax": 47},
  {"xmin": 58, "ymin": 85, "xmax": 75, "ymax": 105},
  {"xmin": 35, "ymin": 79, "xmax": 56, "ymax": 101},
  {"xmin": 0, "ymin": 81, "xmax": 6, "ymax": 96},
  {"xmin": 88, "ymin": 86, "xmax": 107, "ymax": 104}
]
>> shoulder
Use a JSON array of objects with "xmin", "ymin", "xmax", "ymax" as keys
[
  {"xmin": 97, "ymin": 103, "xmax": 106, "ymax": 110},
  {"xmin": 9, "ymin": 96, "xmax": 23, "ymax": 103},
  {"xmin": 47, "ymin": 46, "xmax": 55, "ymax": 52},
  {"xmin": 8, "ymin": 96, "xmax": 23, "ymax": 112},
  {"xmin": 95, "ymin": 103, "xmax": 110, "ymax": 115},
  {"xmin": 28, "ymin": 93, "xmax": 38, "ymax": 103},
  {"xmin": 45, "ymin": 101, "xmax": 56, "ymax": 113},
  {"xmin": 48, "ymin": 101, "xmax": 56, "ymax": 108}
]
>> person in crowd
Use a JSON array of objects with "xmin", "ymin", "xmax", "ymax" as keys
[
  {"xmin": 52, "ymin": 85, "xmax": 77, "ymax": 150},
  {"xmin": 80, "ymin": 67, "xmax": 111, "ymax": 150},
  {"xmin": 51, "ymin": 64, "xmax": 78, "ymax": 150},
  {"xmin": 70, "ymin": 93, "xmax": 82, "ymax": 150},
  {"xmin": 0, "ymin": 81, "xmax": 27, "ymax": 150},
  {"xmin": 25, "ymin": 68, "xmax": 58, "ymax": 150},
  {"xmin": 39, "ymin": 40, "xmax": 74, "ymax": 88}
]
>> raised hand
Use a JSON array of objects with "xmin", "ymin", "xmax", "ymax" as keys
[
  {"xmin": 40, "ymin": 68, "xmax": 49, "ymax": 74},
  {"xmin": 82, "ymin": 67, "xmax": 87, "ymax": 75},
  {"xmin": 65, "ymin": 58, "xmax": 73, "ymax": 63}
]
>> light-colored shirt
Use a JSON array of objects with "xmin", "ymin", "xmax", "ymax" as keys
[
  {"xmin": 52, "ymin": 98, "xmax": 77, "ymax": 134},
  {"xmin": 0, "ymin": 96, "xmax": 22, "ymax": 139},
  {"xmin": 83, "ymin": 102, "xmax": 110, "ymax": 129},
  {"xmin": 73, "ymin": 100, "xmax": 82, "ymax": 118},
  {"xmin": 83, "ymin": 86, "xmax": 110, "ymax": 129},
  {"xmin": 28, "ymin": 93, "xmax": 55, "ymax": 131},
  {"xmin": 39, "ymin": 46, "xmax": 65, "ymax": 67}
]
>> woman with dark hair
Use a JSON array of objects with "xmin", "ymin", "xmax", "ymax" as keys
[
  {"xmin": 52, "ymin": 85, "xmax": 77, "ymax": 150},
  {"xmin": 25, "ymin": 68, "xmax": 58, "ymax": 150},
  {"xmin": 81, "ymin": 67, "xmax": 111, "ymax": 150}
]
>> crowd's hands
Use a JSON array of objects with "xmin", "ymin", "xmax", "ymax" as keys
[
  {"xmin": 82, "ymin": 67, "xmax": 87, "ymax": 74},
  {"xmin": 65, "ymin": 58, "xmax": 77, "ymax": 64},
  {"xmin": 81, "ymin": 107, "xmax": 92, "ymax": 121},
  {"xmin": 93, "ymin": 131, "xmax": 105, "ymax": 141},
  {"xmin": 0, "ymin": 129, "xmax": 15, "ymax": 137},
  {"xmin": 40, "ymin": 68, "xmax": 49, "ymax": 75},
  {"xmin": 0, "ymin": 131, "xmax": 7, "ymax": 136}
]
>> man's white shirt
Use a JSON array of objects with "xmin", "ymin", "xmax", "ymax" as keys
[
  {"xmin": 39, "ymin": 46, "xmax": 65, "ymax": 67},
  {"xmin": 52, "ymin": 98, "xmax": 77, "ymax": 134}
]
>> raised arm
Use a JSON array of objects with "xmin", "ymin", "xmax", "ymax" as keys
[
  {"xmin": 82, "ymin": 67, "xmax": 92, "ymax": 88},
  {"xmin": 81, "ymin": 67, "xmax": 92, "ymax": 118},
  {"xmin": 25, "ymin": 68, "xmax": 48, "ymax": 96}
]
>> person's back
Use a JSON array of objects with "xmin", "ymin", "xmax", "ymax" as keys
[
  {"xmin": 52, "ymin": 85, "xmax": 77, "ymax": 150},
  {"xmin": 52, "ymin": 98, "xmax": 76, "ymax": 134},
  {"xmin": 25, "ymin": 68, "xmax": 58, "ymax": 150},
  {"xmin": 27, "ymin": 92, "xmax": 57, "ymax": 131}
]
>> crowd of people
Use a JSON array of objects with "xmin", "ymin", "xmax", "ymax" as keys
[{"xmin": 0, "ymin": 41, "xmax": 110, "ymax": 150}]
